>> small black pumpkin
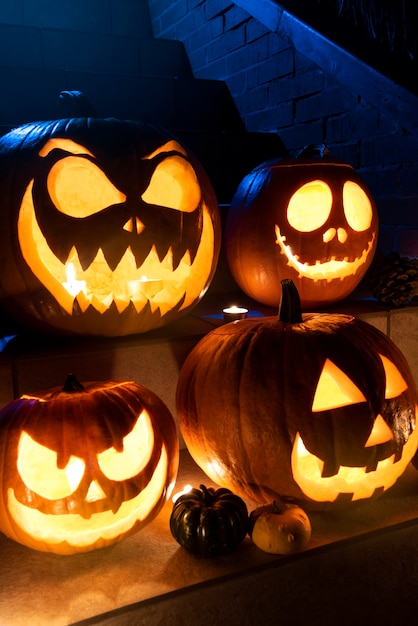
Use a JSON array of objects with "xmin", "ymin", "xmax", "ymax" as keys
[{"xmin": 169, "ymin": 484, "xmax": 248, "ymax": 557}]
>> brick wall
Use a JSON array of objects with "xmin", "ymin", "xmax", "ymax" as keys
[{"xmin": 147, "ymin": 0, "xmax": 418, "ymax": 256}]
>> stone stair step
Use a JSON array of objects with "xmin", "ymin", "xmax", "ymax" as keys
[
  {"xmin": 0, "ymin": 68, "xmax": 244, "ymax": 131},
  {"xmin": 0, "ymin": 22, "xmax": 192, "ymax": 77},
  {"xmin": 0, "ymin": 2, "xmax": 285, "ymax": 204},
  {"xmin": 2, "ymin": 0, "xmax": 153, "ymax": 37}
]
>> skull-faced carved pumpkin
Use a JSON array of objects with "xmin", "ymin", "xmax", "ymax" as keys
[
  {"xmin": 0, "ymin": 375, "xmax": 179, "ymax": 554},
  {"xmin": 176, "ymin": 280, "xmax": 418, "ymax": 510},
  {"xmin": 0, "ymin": 118, "xmax": 220, "ymax": 335},
  {"xmin": 226, "ymin": 146, "xmax": 378, "ymax": 309}
]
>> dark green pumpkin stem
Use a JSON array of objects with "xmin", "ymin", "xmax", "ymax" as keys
[
  {"xmin": 279, "ymin": 279, "xmax": 303, "ymax": 324},
  {"xmin": 200, "ymin": 484, "xmax": 215, "ymax": 504},
  {"xmin": 63, "ymin": 373, "xmax": 85, "ymax": 393}
]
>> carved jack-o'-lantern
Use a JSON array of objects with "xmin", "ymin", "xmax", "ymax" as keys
[
  {"xmin": 177, "ymin": 280, "xmax": 418, "ymax": 510},
  {"xmin": 0, "ymin": 117, "xmax": 220, "ymax": 335},
  {"xmin": 0, "ymin": 375, "xmax": 179, "ymax": 554},
  {"xmin": 226, "ymin": 146, "xmax": 378, "ymax": 308}
]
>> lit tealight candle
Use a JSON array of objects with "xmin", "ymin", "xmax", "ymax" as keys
[
  {"xmin": 172, "ymin": 484, "xmax": 193, "ymax": 503},
  {"xmin": 63, "ymin": 263, "xmax": 87, "ymax": 297},
  {"xmin": 223, "ymin": 305, "xmax": 248, "ymax": 322},
  {"xmin": 127, "ymin": 276, "xmax": 163, "ymax": 298}
]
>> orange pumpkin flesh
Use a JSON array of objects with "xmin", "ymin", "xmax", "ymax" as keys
[
  {"xmin": 177, "ymin": 280, "xmax": 418, "ymax": 510},
  {"xmin": 226, "ymin": 147, "xmax": 379, "ymax": 309},
  {"xmin": 0, "ymin": 375, "xmax": 179, "ymax": 554}
]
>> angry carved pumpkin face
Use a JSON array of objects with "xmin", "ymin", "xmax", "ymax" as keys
[
  {"xmin": 0, "ymin": 119, "xmax": 220, "ymax": 335},
  {"xmin": 226, "ymin": 157, "xmax": 379, "ymax": 308},
  {"xmin": 0, "ymin": 378, "xmax": 179, "ymax": 554}
]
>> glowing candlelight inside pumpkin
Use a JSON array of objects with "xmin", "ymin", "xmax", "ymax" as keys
[
  {"xmin": 63, "ymin": 263, "xmax": 87, "ymax": 297},
  {"xmin": 223, "ymin": 306, "xmax": 248, "ymax": 322},
  {"xmin": 172, "ymin": 484, "xmax": 193, "ymax": 503},
  {"xmin": 127, "ymin": 276, "xmax": 164, "ymax": 299}
]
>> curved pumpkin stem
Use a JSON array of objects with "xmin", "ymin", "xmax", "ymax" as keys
[
  {"xmin": 279, "ymin": 279, "xmax": 303, "ymax": 324},
  {"xmin": 58, "ymin": 90, "xmax": 97, "ymax": 118},
  {"xmin": 200, "ymin": 484, "xmax": 216, "ymax": 505},
  {"xmin": 295, "ymin": 143, "xmax": 330, "ymax": 159},
  {"xmin": 63, "ymin": 373, "xmax": 85, "ymax": 393}
]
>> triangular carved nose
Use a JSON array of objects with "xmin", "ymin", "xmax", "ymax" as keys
[
  {"xmin": 123, "ymin": 217, "xmax": 145, "ymax": 234},
  {"xmin": 365, "ymin": 415, "xmax": 394, "ymax": 447},
  {"xmin": 85, "ymin": 480, "xmax": 107, "ymax": 502}
]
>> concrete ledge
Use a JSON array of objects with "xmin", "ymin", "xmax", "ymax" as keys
[
  {"xmin": 1, "ymin": 451, "xmax": 418, "ymax": 625},
  {"xmin": 1, "ymin": 292, "xmax": 417, "ymax": 450}
]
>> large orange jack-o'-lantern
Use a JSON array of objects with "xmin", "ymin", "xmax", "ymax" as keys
[
  {"xmin": 0, "ymin": 375, "xmax": 179, "ymax": 554},
  {"xmin": 226, "ymin": 145, "xmax": 378, "ymax": 309},
  {"xmin": 0, "ymin": 117, "xmax": 220, "ymax": 336},
  {"xmin": 177, "ymin": 280, "xmax": 418, "ymax": 510}
]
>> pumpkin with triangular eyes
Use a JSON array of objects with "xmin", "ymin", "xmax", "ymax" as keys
[
  {"xmin": 0, "ymin": 375, "xmax": 179, "ymax": 554},
  {"xmin": 0, "ymin": 117, "xmax": 220, "ymax": 336},
  {"xmin": 226, "ymin": 145, "xmax": 378, "ymax": 309},
  {"xmin": 176, "ymin": 280, "xmax": 418, "ymax": 510}
]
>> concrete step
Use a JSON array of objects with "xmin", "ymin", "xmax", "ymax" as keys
[
  {"xmin": 0, "ymin": 23, "xmax": 192, "ymax": 78},
  {"xmin": 0, "ymin": 291, "xmax": 417, "ymax": 448},
  {"xmin": 0, "ymin": 69, "xmax": 244, "ymax": 130},
  {"xmin": 0, "ymin": 0, "xmax": 153, "ymax": 38}
]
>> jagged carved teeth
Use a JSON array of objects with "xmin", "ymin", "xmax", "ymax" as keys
[
  {"xmin": 58, "ymin": 235, "xmax": 197, "ymax": 273},
  {"xmin": 63, "ymin": 244, "xmax": 192, "ymax": 313},
  {"xmin": 290, "ymin": 430, "xmax": 418, "ymax": 503},
  {"xmin": 321, "ymin": 454, "xmax": 379, "ymax": 477}
]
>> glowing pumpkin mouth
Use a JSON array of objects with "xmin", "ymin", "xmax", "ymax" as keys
[
  {"xmin": 291, "ymin": 417, "xmax": 418, "ymax": 502},
  {"xmin": 18, "ymin": 181, "xmax": 215, "ymax": 316},
  {"xmin": 7, "ymin": 447, "xmax": 169, "ymax": 548},
  {"xmin": 275, "ymin": 225, "xmax": 375, "ymax": 282}
]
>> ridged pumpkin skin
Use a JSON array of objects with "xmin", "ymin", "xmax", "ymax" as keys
[
  {"xmin": 0, "ymin": 117, "xmax": 220, "ymax": 336},
  {"xmin": 226, "ymin": 150, "xmax": 378, "ymax": 309},
  {"xmin": 169, "ymin": 484, "xmax": 248, "ymax": 557},
  {"xmin": 177, "ymin": 283, "xmax": 418, "ymax": 510},
  {"xmin": 0, "ymin": 376, "xmax": 179, "ymax": 554}
]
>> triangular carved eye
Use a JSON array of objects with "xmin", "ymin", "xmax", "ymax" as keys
[
  {"xmin": 312, "ymin": 355, "xmax": 409, "ymax": 413},
  {"xmin": 380, "ymin": 354, "xmax": 408, "ymax": 399},
  {"xmin": 312, "ymin": 359, "xmax": 366, "ymax": 411}
]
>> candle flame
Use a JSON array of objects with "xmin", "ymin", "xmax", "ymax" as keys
[
  {"xmin": 223, "ymin": 305, "xmax": 248, "ymax": 314},
  {"xmin": 66, "ymin": 262, "xmax": 76, "ymax": 283},
  {"xmin": 63, "ymin": 262, "xmax": 87, "ymax": 297},
  {"xmin": 172, "ymin": 484, "xmax": 193, "ymax": 503}
]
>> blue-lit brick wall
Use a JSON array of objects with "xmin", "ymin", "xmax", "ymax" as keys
[{"xmin": 148, "ymin": 0, "xmax": 418, "ymax": 257}]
